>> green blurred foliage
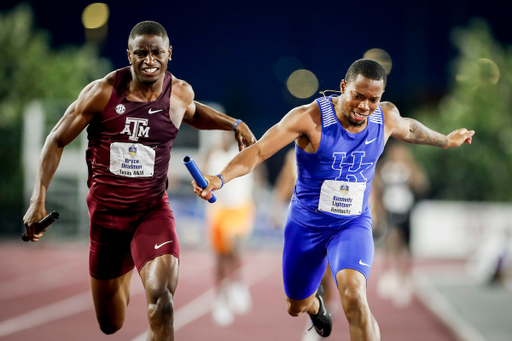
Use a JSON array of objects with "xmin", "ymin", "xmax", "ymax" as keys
[
  {"xmin": 0, "ymin": 4, "xmax": 111, "ymax": 231},
  {"xmin": 0, "ymin": 4, "xmax": 111, "ymax": 126},
  {"xmin": 411, "ymin": 18, "xmax": 512, "ymax": 201}
]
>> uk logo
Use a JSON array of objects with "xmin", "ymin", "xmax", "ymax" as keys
[
  {"xmin": 332, "ymin": 151, "xmax": 373, "ymax": 182},
  {"xmin": 115, "ymin": 104, "xmax": 126, "ymax": 114}
]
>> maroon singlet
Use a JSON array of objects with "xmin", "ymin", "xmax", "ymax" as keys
[{"xmin": 86, "ymin": 67, "xmax": 178, "ymax": 212}]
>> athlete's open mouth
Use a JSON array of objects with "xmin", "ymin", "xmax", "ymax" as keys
[
  {"xmin": 353, "ymin": 111, "xmax": 366, "ymax": 120},
  {"xmin": 143, "ymin": 67, "xmax": 158, "ymax": 75}
]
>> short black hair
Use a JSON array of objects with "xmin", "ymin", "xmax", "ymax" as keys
[
  {"xmin": 128, "ymin": 21, "xmax": 169, "ymax": 45},
  {"xmin": 345, "ymin": 58, "xmax": 387, "ymax": 87}
]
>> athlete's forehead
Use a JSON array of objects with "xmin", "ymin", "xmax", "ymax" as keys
[
  {"xmin": 346, "ymin": 74, "xmax": 385, "ymax": 97},
  {"xmin": 128, "ymin": 34, "xmax": 169, "ymax": 50}
]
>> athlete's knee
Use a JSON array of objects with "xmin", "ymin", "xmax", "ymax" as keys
[
  {"xmin": 146, "ymin": 285, "xmax": 174, "ymax": 324},
  {"xmin": 340, "ymin": 286, "xmax": 367, "ymax": 319},
  {"xmin": 286, "ymin": 304, "xmax": 302, "ymax": 317},
  {"xmin": 94, "ymin": 304, "xmax": 127, "ymax": 335},
  {"xmin": 97, "ymin": 317, "xmax": 124, "ymax": 335},
  {"xmin": 286, "ymin": 298, "xmax": 309, "ymax": 317}
]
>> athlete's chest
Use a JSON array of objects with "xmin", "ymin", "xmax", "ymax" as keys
[
  {"xmin": 313, "ymin": 122, "xmax": 384, "ymax": 181},
  {"xmin": 100, "ymin": 101, "xmax": 177, "ymax": 143}
]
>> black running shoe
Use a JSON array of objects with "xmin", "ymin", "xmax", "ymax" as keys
[{"xmin": 308, "ymin": 285, "xmax": 332, "ymax": 337}]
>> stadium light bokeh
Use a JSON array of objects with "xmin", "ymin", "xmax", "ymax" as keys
[
  {"xmin": 286, "ymin": 69, "xmax": 319, "ymax": 99},
  {"xmin": 476, "ymin": 58, "xmax": 500, "ymax": 85},
  {"xmin": 363, "ymin": 48, "xmax": 392, "ymax": 75},
  {"xmin": 82, "ymin": 3, "xmax": 109, "ymax": 29}
]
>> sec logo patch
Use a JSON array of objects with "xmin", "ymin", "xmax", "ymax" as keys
[{"xmin": 115, "ymin": 104, "xmax": 126, "ymax": 114}]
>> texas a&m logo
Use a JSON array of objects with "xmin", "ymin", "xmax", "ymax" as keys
[
  {"xmin": 120, "ymin": 117, "xmax": 150, "ymax": 141},
  {"xmin": 332, "ymin": 151, "xmax": 373, "ymax": 182}
]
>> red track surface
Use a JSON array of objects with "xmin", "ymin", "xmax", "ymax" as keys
[{"xmin": 0, "ymin": 241, "xmax": 458, "ymax": 341}]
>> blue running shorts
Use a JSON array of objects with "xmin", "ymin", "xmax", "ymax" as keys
[{"xmin": 282, "ymin": 212, "xmax": 374, "ymax": 300}]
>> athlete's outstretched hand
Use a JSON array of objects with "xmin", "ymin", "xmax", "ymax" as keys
[
  {"xmin": 192, "ymin": 175, "xmax": 223, "ymax": 201},
  {"xmin": 444, "ymin": 128, "xmax": 475, "ymax": 149},
  {"xmin": 234, "ymin": 122, "xmax": 257, "ymax": 151}
]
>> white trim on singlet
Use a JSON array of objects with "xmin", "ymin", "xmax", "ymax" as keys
[
  {"xmin": 318, "ymin": 97, "xmax": 338, "ymax": 127},
  {"xmin": 369, "ymin": 106, "xmax": 383, "ymax": 124}
]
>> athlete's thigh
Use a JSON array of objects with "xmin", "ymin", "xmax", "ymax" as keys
[
  {"xmin": 282, "ymin": 219, "xmax": 328, "ymax": 300},
  {"xmin": 90, "ymin": 270, "xmax": 134, "ymax": 324},
  {"xmin": 131, "ymin": 197, "xmax": 179, "ymax": 274},
  {"xmin": 327, "ymin": 213, "xmax": 374, "ymax": 285},
  {"xmin": 89, "ymin": 221, "xmax": 135, "ymax": 281}
]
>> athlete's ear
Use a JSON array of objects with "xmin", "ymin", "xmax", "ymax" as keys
[
  {"xmin": 127, "ymin": 49, "xmax": 132, "ymax": 64},
  {"xmin": 168, "ymin": 46, "xmax": 173, "ymax": 61},
  {"xmin": 340, "ymin": 79, "xmax": 346, "ymax": 94}
]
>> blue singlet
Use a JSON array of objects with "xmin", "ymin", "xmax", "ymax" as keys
[{"xmin": 282, "ymin": 95, "xmax": 385, "ymax": 300}]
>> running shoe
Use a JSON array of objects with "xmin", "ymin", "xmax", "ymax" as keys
[
  {"xmin": 212, "ymin": 292, "xmax": 234, "ymax": 327},
  {"xmin": 229, "ymin": 281, "xmax": 252, "ymax": 315},
  {"xmin": 308, "ymin": 285, "xmax": 332, "ymax": 337}
]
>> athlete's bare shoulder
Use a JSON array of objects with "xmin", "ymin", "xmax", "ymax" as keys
[
  {"xmin": 380, "ymin": 100, "xmax": 404, "ymax": 139},
  {"xmin": 75, "ymin": 71, "xmax": 116, "ymax": 114},
  {"xmin": 292, "ymin": 100, "xmax": 320, "ymax": 118},
  {"xmin": 290, "ymin": 99, "xmax": 323, "ymax": 152},
  {"xmin": 380, "ymin": 101, "xmax": 400, "ymax": 125},
  {"xmin": 301, "ymin": 99, "xmax": 322, "ymax": 125},
  {"xmin": 380, "ymin": 101, "xmax": 398, "ymax": 113},
  {"xmin": 170, "ymin": 74, "xmax": 194, "ymax": 108},
  {"xmin": 284, "ymin": 100, "xmax": 320, "ymax": 128}
]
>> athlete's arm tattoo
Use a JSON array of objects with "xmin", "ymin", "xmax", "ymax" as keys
[{"xmin": 405, "ymin": 118, "xmax": 449, "ymax": 147}]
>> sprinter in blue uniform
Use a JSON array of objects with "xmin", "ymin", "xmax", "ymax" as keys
[{"xmin": 193, "ymin": 59, "xmax": 475, "ymax": 340}]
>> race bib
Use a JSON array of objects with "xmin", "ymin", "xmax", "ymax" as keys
[
  {"xmin": 318, "ymin": 180, "xmax": 366, "ymax": 216},
  {"xmin": 109, "ymin": 142, "xmax": 155, "ymax": 178}
]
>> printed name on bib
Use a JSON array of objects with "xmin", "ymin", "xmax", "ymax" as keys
[
  {"xmin": 318, "ymin": 180, "xmax": 365, "ymax": 216},
  {"xmin": 110, "ymin": 142, "xmax": 155, "ymax": 178}
]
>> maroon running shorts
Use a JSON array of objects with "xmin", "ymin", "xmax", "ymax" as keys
[{"xmin": 88, "ymin": 192, "xmax": 179, "ymax": 280}]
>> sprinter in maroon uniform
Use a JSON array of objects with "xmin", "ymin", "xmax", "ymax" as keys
[{"xmin": 23, "ymin": 21, "xmax": 256, "ymax": 341}]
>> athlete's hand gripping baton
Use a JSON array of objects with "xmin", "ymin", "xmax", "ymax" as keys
[
  {"xmin": 22, "ymin": 211, "xmax": 60, "ymax": 242},
  {"xmin": 183, "ymin": 156, "xmax": 217, "ymax": 203}
]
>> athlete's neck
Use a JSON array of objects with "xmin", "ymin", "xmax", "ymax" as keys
[
  {"xmin": 127, "ymin": 79, "xmax": 164, "ymax": 102},
  {"xmin": 332, "ymin": 97, "xmax": 368, "ymax": 134}
]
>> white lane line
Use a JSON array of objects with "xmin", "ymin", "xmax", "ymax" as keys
[
  {"xmin": 0, "ymin": 255, "xmax": 213, "ymax": 338},
  {"xmin": 0, "ymin": 262, "xmax": 87, "ymax": 301},
  {"xmin": 413, "ymin": 270, "xmax": 487, "ymax": 341},
  {"xmin": 130, "ymin": 250, "xmax": 281, "ymax": 341},
  {"xmin": 0, "ymin": 292, "xmax": 91, "ymax": 338}
]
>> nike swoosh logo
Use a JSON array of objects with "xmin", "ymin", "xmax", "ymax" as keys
[
  {"xmin": 154, "ymin": 240, "xmax": 173, "ymax": 249},
  {"xmin": 365, "ymin": 138, "xmax": 377, "ymax": 145},
  {"xmin": 148, "ymin": 108, "xmax": 163, "ymax": 114},
  {"xmin": 359, "ymin": 259, "xmax": 370, "ymax": 267}
]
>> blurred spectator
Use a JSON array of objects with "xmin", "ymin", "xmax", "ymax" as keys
[
  {"xmin": 376, "ymin": 143, "xmax": 429, "ymax": 307},
  {"xmin": 204, "ymin": 131, "xmax": 255, "ymax": 326}
]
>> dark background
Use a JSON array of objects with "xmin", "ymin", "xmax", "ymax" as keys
[
  {"xmin": 2, "ymin": 0, "xmax": 511, "ymax": 138},
  {"xmin": 1, "ymin": 0, "xmax": 510, "ymax": 228}
]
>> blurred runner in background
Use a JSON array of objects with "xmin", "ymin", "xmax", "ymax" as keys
[
  {"xmin": 205, "ymin": 131, "xmax": 256, "ymax": 326},
  {"xmin": 376, "ymin": 143, "xmax": 429, "ymax": 307}
]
